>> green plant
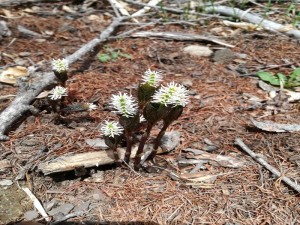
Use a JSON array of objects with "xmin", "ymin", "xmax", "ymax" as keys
[
  {"xmin": 257, "ymin": 68, "xmax": 300, "ymax": 88},
  {"xmin": 97, "ymin": 46, "xmax": 132, "ymax": 63},
  {"xmin": 100, "ymin": 70, "xmax": 189, "ymax": 171}
]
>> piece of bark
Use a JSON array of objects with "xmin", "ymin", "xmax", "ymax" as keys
[
  {"xmin": 0, "ymin": 17, "xmax": 123, "ymax": 141},
  {"xmin": 131, "ymin": 31, "xmax": 234, "ymax": 48},
  {"xmin": 251, "ymin": 118, "xmax": 300, "ymax": 132},
  {"xmin": 38, "ymin": 144, "xmax": 169, "ymax": 175},
  {"xmin": 235, "ymin": 138, "xmax": 300, "ymax": 193},
  {"xmin": 205, "ymin": 5, "xmax": 300, "ymax": 40}
]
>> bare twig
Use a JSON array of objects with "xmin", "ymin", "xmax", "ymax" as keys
[
  {"xmin": 131, "ymin": 31, "xmax": 234, "ymax": 48},
  {"xmin": 235, "ymin": 138, "xmax": 300, "ymax": 193}
]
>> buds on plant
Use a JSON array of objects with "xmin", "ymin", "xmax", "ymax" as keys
[
  {"xmin": 52, "ymin": 58, "xmax": 69, "ymax": 85},
  {"xmin": 48, "ymin": 86, "xmax": 68, "ymax": 100},
  {"xmin": 101, "ymin": 121, "xmax": 124, "ymax": 138},
  {"xmin": 138, "ymin": 69, "xmax": 163, "ymax": 105},
  {"xmin": 152, "ymin": 82, "xmax": 189, "ymax": 107},
  {"xmin": 111, "ymin": 92, "xmax": 138, "ymax": 118}
]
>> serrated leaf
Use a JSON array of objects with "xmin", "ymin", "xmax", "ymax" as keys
[{"xmin": 98, "ymin": 53, "xmax": 111, "ymax": 63}]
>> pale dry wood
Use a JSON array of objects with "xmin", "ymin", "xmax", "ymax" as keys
[
  {"xmin": 235, "ymin": 138, "xmax": 300, "ymax": 193},
  {"xmin": 0, "ymin": 0, "xmax": 64, "ymax": 7},
  {"xmin": 131, "ymin": 31, "xmax": 235, "ymax": 48},
  {"xmin": 0, "ymin": 17, "xmax": 123, "ymax": 141},
  {"xmin": 38, "ymin": 144, "xmax": 168, "ymax": 175},
  {"xmin": 205, "ymin": 5, "xmax": 300, "ymax": 40},
  {"xmin": 131, "ymin": 0, "xmax": 161, "ymax": 17}
]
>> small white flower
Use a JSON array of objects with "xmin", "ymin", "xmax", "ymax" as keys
[
  {"xmin": 139, "ymin": 114, "xmax": 146, "ymax": 122},
  {"xmin": 52, "ymin": 58, "xmax": 69, "ymax": 73},
  {"xmin": 48, "ymin": 86, "xmax": 68, "ymax": 100},
  {"xmin": 86, "ymin": 103, "xmax": 97, "ymax": 111},
  {"xmin": 101, "ymin": 121, "xmax": 124, "ymax": 138},
  {"xmin": 152, "ymin": 82, "xmax": 189, "ymax": 107},
  {"xmin": 111, "ymin": 92, "xmax": 138, "ymax": 118},
  {"xmin": 142, "ymin": 69, "xmax": 163, "ymax": 87}
]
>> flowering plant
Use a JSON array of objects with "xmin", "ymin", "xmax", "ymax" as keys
[{"xmin": 101, "ymin": 69, "xmax": 189, "ymax": 171}]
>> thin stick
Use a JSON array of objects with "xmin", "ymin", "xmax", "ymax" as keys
[{"xmin": 235, "ymin": 138, "xmax": 300, "ymax": 193}]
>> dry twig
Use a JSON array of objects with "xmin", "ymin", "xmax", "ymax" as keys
[{"xmin": 235, "ymin": 138, "xmax": 300, "ymax": 193}]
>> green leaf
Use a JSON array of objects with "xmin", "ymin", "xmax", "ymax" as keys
[
  {"xmin": 118, "ymin": 52, "xmax": 132, "ymax": 59},
  {"xmin": 257, "ymin": 71, "xmax": 281, "ymax": 86},
  {"xmin": 110, "ymin": 51, "xmax": 119, "ymax": 60},
  {"xmin": 98, "ymin": 53, "xmax": 111, "ymax": 63},
  {"xmin": 277, "ymin": 73, "xmax": 287, "ymax": 85}
]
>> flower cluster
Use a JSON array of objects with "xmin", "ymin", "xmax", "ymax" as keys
[
  {"xmin": 100, "ymin": 69, "xmax": 190, "ymax": 170},
  {"xmin": 48, "ymin": 86, "xmax": 68, "ymax": 100},
  {"xmin": 111, "ymin": 92, "xmax": 138, "ymax": 118},
  {"xmin": 52, "ymin": 58, "xmax": 69, "ymax": 73},
  {"xmin": 152, "ymin": 82, "xmax": 189, "ymax": 107},
  {"xmin": 100, "ymin": 121, "xmax": 124, "ymax": 138},
  {"xmin": 142, "ymin": 69, "xmax": 163, "ymax": 87}
]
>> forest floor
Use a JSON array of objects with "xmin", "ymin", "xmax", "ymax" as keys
[{"xmin": 0, "ymin": 1, "xmax": 300, "ymax": 224}]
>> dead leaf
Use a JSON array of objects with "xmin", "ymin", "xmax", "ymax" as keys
[
  {"xmin": 35, "ymin": 91, "xmax": 49, "ymax": 99},
  {"xmin": 62, "ymin": 5, "xmax": 77, "ymax": 14},
  {"xmin": 184, "ymin": 148, "xmax": 249, "ymax": 168},
  {"xmin": 0, "ymin": 66, "xmax": 28, "ymax": 84},
  {"xmin": 223, "ymin": 20, "xmax": 261, "ymax": 31}
]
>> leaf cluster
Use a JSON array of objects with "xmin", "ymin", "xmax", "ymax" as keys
[
  {"xmin": 98, "ymin": 46, "xmax": 132, "ymax": 63},
  {"xmin": 257, "ymin": 68, "xmax": 300, "ymax": 88}
]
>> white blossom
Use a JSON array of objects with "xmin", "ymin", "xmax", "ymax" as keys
[
  {"xmin": 100, "ymin": 121, "xmax": 124, "ymax": 138},
  {"xmin": 142, "ymin": 69, "xmax": 163, "ymax": 87},
  {"xmin": 86, "ymin": 103, "xmax": 97, "ymax": 111},
  {"xmin": 111, "ymin": 92, "xmax": 138, "ymax": 118},
  {"xmin": 48, "ymin": 86, "xmax": 68, "ymax": 100},
  {"xmin": 52, "ymin": 58, "xmax": 69, "ymax": 73},
  {"xmin": 152, "ymin": 82, "xmax": 189, "ymax": 107}
]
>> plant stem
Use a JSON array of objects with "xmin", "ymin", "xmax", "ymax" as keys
[
  {"xmin": 124, "ymin": 130, "xmax": 133, "ymax": 164},
  {"xmin": 134, "ymin": 124, "xmax": 153, "ymax": 171},
  {"xmin": 112, "ymin": 147, "xmax": 121, "ymax": 166},
  {"xmin": 147, "ymin": 122, "xmax": 169, "ymax": 161}
]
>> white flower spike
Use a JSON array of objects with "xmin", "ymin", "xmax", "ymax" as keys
[
  {"xmin": 101, "ymin": 121, "xmax": 124, "ymax": 138},
  {"xmin": 86, "ymin": 103, "xmax": 97, "ymax": 111},
  {"xmin": 111, "ymin": 92, "xmax": 138, "ymax": 118},
  {"xmin": 52, "ymin": 58, "xmax": 69, "ymax": 73},
  {"xmin": 142, "ymin": 69, "xmax": 163, "ymax": 87},
  {"xmin": 48, "ymin": 86, "xmax": 68, "ymax": 100},
  {"xmin": 152, "ymin": 82, "xmax": 189, "ymax": 107}
]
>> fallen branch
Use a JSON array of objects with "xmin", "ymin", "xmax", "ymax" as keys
[
  {"xmin": 0, "ymin": 17, "xmax": 123, "ymax": 141},
  {"xmin": 205, "ymin": 5, "xmax": 300, "ymax": 40},
  {"xmin": 131, "ymin": 31, "xmax": 234, "ymax": 48},
  {"xmin": 235, "ymin": 138, "xmax": 300, "ymax": 193},
  {"xmin": 38, "ymin": 142, "xmax": 173, "ymax": 175}
]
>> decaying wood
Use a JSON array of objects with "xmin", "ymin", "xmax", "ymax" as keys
[
  {"xmin": 0, "ymin": 0, "xmax": 65, "ymax": 7},
  {"xmin": 0, "ymin": 17, "xmax": 123, "ymax": 141},
  {"xmin": 235, "ymin": 138, "xmax": 300, "ymax": 193},
  {"xmin": 205, "ymin": 6, "xmax": 300, "ymax": 40},
  {"xmin": 38, "ymin": 144, "xmax": 168, "ymax": 175},
  {"xmin": 131, "ymin": 31, "xmax": 234, "ymax": 48}
]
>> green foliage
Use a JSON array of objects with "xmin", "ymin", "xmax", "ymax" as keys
[
  {"xmin": 97, "ymin": 46, "xmax": 132, "ymax": 63},
  {"xmin": 257, "ymin": 68, "xmax": 300, "ymax": 88}
]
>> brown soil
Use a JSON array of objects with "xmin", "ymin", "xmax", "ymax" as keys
[{"xmin": 0, "ymin": 1, "xmax": 300, "ymax": 225}]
